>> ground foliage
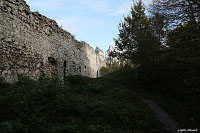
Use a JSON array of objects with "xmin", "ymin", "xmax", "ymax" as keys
[{"xmin": 0, "ymin": 75, "xmax": 165, "ymax": 133}]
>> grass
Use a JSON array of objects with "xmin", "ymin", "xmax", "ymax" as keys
[
  {"xmin": 102, "ymin": 68, "xmax": 200, "ymax": 130},
  {"xmin": 136, "ymin": 89, "xmax": 200, "ymax": 130},
  {"xmin": 0, "ymin": 75, "xmax": 165, "ymax": 132}
]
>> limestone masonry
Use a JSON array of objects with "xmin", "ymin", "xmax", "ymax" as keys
[{"xmin": 0, "ymin": 0, "xmax": 106, "ymax": 83}]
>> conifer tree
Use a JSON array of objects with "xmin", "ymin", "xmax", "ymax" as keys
[{"xmin": 114, "ymin": 0, "xmax": 160, "ymax": 66}]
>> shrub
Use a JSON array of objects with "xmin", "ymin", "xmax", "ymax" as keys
[
  {"xmin": 65, "ymin": 75, "xmax": 90, "ymax": 86},
  {"xmin": 100, "ymin": 66, "xmax": 111, "ymax": 77}
]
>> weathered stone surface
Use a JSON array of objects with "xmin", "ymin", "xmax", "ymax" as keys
[{"xmin": 0, "ymin": 0, "xmax": 106, "ymax": 83}]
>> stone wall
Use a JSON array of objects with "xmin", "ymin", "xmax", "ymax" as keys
[
  {"xmin": 105, "ymin": 45, "xmax": 119, "ymax": 66},
  {"xmin": 0, "ymin": 0, "xmax": 106, "ymax": 83}
]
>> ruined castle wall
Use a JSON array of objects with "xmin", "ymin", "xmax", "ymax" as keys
[
  {"xmin": 95, "ymin": 47, "xmax": 106, "ymax": 72},
  {"xmin": 84, "ymin": 45, "xmax": 106, "ymax": 77},
  {"xmin": 0, "ymin": 0, "xmax": 105, "ymax": 82}
]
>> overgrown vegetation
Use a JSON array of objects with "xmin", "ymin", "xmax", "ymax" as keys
[
  {"xmin": 100, "ymin": 66, "xmax": 112, "ymax": 77},
  {"xmin": 112, "ymin": 0, "xmax": 200, "ymax": 96},
  {"xmin": 100, "ymin": 61, "xmax": 122, "ymax": 77},
  {"xmin": 0, "ymin": 75, "xmax": 165, "ymax": 132},
  {"xmin": 104, "ymin": 68, "xmax": 200, "ymax": 129},
  {"xmin": 109, "ymin": 0, "xmax": 200, "ymax": 129}
]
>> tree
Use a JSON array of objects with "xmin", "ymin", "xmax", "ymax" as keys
[
  {"xmin": 149, "ymin": 13, "xmax": 166, "ymax": 43},
  {"xmin": 167, "ymin": 21, "xmax": 200, "ymax": 54},
  {"xmin": 146, "ymin": 1, "xmax": 200, "ymax": 99},
  {"xmin": 151, "ymin": 0, "xmax": 200, "ymax": 59},
  {"xmin": 113, "ymin": 0, "xmax": 160, "ymax": 66},
  {"xmin": 151, "ymin": 0, "xmax": 200, "ymax": 25}
]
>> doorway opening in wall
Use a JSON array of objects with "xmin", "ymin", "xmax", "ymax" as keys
[
  {"xmin": 48, "ymin": 57, "xmax": 57, "ymax": 76},
  {"xmin": 97, "ymin": 70, "xmax": 99, "ymax": 78},
  {"xmin": 79, "ymin": 66, "xmax": 81, "ymax": 73},
  {"xmin": 64, "ymin": 61, "xmax": 67, "ymax": 78}
]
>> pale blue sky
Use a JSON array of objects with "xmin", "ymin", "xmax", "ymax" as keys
[{"xmin": 25, "ymin": 0, "xmax": 151, "ymax": 51}]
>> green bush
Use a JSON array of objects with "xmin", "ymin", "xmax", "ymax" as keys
[{"xmin": 100, "ymin": 66, "xmax": 111, "ymax": 77}]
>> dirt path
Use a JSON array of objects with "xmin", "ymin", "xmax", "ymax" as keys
[{"xmin": 143, "ymin": 99, "xmax": 180, "ymax": 133}]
